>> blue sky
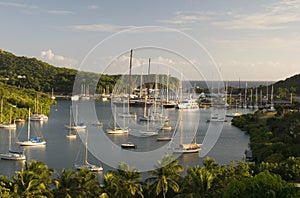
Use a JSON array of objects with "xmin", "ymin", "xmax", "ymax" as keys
[{"xmin": 1, "ymin": 0, "xmax": 300, "ymax": 81}]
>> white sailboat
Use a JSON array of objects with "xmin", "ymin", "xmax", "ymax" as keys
[
  {"xmin": 51, "ymin": 88, "xmax": 56, "ymax": 100},
  {"xmin": 163, "ymin": 70, "xmax": 176, "ymax": 108},
  {"xmin": 66, "ymin": 129, "xmax": 77, "ymax": 139},
  {"xmin": 139, "ymin": 109, "xmax": 159, "ymax": 137},
  {"xmin": 16, "ymin": 108, "xmax": 46, "ymax": 146},
  {"xmin": 172, "ymin": 112, "xmax": 201, "ymax": 153},
  {"xmin": 0, "ymin": 102, "xmax": 17, "ymax": 129},
  {"xmin": 75, "ymin": 130, "xmax": 103, "ymax": 171},
  {"xmin": 66, "ymin": 105, "xmax": 86, "ymax": 130},
  {"xmin": 119, "ymin": 50, "xmax": 137, "ymax": 118},
  {"xmin": 0, "ymin": 129, "xmax": 26, "ymax": 160},
  {"xmin": 207, "ymin": 113, "xmax": 225, "ymax": 122},
  {"xmin": 30, "ymin": 97, "xmax": 48, "ymax": 121},
  {"xmin": 107, "ymin": 105, "xmax": 129, "ymax": 134},
  {"xmin": 160, "ymin": 118, "xmax": 172, "ymax": 131},
  {"xmin": 268, "ymin": 85, "xmax": 276, "ymax": 112}
]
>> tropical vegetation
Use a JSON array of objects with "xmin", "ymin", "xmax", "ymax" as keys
[{"xmin": 0, "ymin": 155, "xmax": 299, "ymax": 197}]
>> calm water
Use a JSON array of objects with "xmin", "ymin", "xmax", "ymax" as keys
[{"xmin": 0, "ymin": 100, "xmax": 251, "ymax": 177}]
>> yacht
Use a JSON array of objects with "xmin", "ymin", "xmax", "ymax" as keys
[{"xmin": 176, "ymin": 98, "xmax": 199, "ymax": 109}]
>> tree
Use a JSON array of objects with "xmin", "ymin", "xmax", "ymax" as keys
[
  {"xmin": 52, "ymin": 169, "xmax": 81, "ymax": 197},
  {"xmin": 12, "ymin": 160, "xmax": 54, "ymax": 197},
  {"xmin": 146, "ymin": 155, "xmax": 183, "ymax": 198},
  {"xmin": 179, "ymin": 166, "xmax": 214, "ymax": 197},
  {"xmin": 223, "ymin": 171, "xmax": 299, "ymax": 198},
  {"xmin": 101, "ymin": 162, "xmax": 143, "ymax": 198}
]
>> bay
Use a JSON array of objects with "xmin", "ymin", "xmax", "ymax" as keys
[{"xmin": 0, "ymin": 100, "xmax": 251, "ymax": 177}]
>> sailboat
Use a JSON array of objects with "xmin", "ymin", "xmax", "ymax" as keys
[
  {"xmin": 66, "ymin": 129, "xmax": 77, "ymax": 139},
  {"xmin": 171, "ymin": 111, "xmax": 201, "ymax": 153},
  {"xmin": 139, "ymin": 96, "xmax": 161, "ymax": 122},
  {"xmin": 268, "ymin": 85, "xmax": 276, "ymax": 112},
  {"xmin": 163, "ymin": 71, "xmax": 176, "ymax": 108},
  {"xmin": 16, "ymin": 108, "xmax": 46, "ymax": 146},
  {"xmin": 66, "ymin": 105, "xmax": 86, "ymax": 130},
  {"xmin": 0, "ymin": 129, "xmax": 26, "ymax": 160},
  {"xmin": 66, "ymin": 107, "xmax": 77, "ymax": 138},
  {"xmin": 51, "ymin": 88, "xmax": 56, "ymax": 100},
  {"xmin": 119, "ymin": 50, "xmax": 137, "ymax": 118},
  {"xmin": 30, "ymin": 97, "xmax": 48, "ymax": 121},
  {"xmin": 75, "ymin": 130, "xmax": 103, "ymax": 171},
  {"xmin": 0, "ymin": 102, "xmax": 17, "ymax": 129},
  {"xmin": 139, "ymin": 108, "xmax": 159, "ymax": 137},
  {"xmin": 107, "ymin": 105, "xmax": 129, "ymax": 134}
]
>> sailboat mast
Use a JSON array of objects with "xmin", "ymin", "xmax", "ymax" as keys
[
  {"xmin": 85, "ymin": 130, "xmax": 88, "ymax": 164},
  {"xmin": 8, "ymin": 129, "xmax": 11, "ymax": 150},
  {"xmin": 128, "ymin": 49, "xmax": 133, "ymax": 114},
  {"xmin": 193, "ymin": 127, "xmax": 197, "ymax": 144},
  {"xmin": 166, "ymin": 69, "xmax": 169, "ymax": 103},
  {"xmin": 27, "ymin": 108, "xmax": 31, "ymax": 141},
  {"xmin": 144, "ymin": 96, "xmax": 147, "ymax": 118},
  {"xmin": 75, "ymin": 105, "xmax": 78, "ymax": 125},
  {"xmin": 69, "ymin": 106, "xmax": 72, "ymax": 127},
  {"xmin": 114, "ymin": 105, "xmax": 117, "ymax": 130},
  {"xmin": 255, "ymin": 87, "xmax": 258, "ymax": 106},
  {"xmin": 9, "ymin": 107, "xmax": 12, "ymax": 124},
  {"xmin": 179, "ymin": 111, "xmax": 182, "ymax": 145}
]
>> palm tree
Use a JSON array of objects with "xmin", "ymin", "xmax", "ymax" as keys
[
  {"xmin": 102, "ymin": 162, "xmax": 143, "ymax": 197},
  {"xmin": 178, "ymin": 166, "xmax": 214, "ymax": 198},
  {"xmin": 117, "ymin": 162, "xmax": 144, "ymax": 197},
  {"xmin": 146, "ymin": 155, "xmax": 183, "ymax": 198},
  {"xmin": 77, "ymin": 168, "xmax": 101, "ymax": 197},
  {"xmin": 12, "ymin": 161, "xmax": 54, "ymax": 197},
  {"xmin": 52, "ymin": 169, "xmax": 81, "ymax": 197},
  {"xmin": 0, "ymin": 175, "xmax": 14, "ymax": 197}
]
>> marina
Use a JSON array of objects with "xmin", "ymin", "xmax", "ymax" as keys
[{"xmin": 0, "ymin": 100, "xmax": 252, "ymax": 177}]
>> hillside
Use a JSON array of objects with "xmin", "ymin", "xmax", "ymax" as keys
[
  {"xmin": 0, "ymin": 50, "xmax": 179, "ymax": 95},
  {"xmin": 0, "ymin": 82, "xmax": 55, "ymax": 122},
  {"xmin": 273, "ymin": 73, "xmax": 300, "ymax": 95}
]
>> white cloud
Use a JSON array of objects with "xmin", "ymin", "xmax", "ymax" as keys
[
  {"xmin": 87, "ymin": 5, "xmax": 99, "ymax": 10},
  {"xmin": 213, "ymin": 0, "xmax": 300, "ymax": 30},
  {"xmin": 68, "ymin": 24, "xmax": 136, "ymax": 32},
  {"xmin": 0, "ymin": 2, "xmax": 38, "ymax": 9},
  {"xmin": 158, "ymin": 11, "xmax": 217, "ymax": 25},
  {"xmin": 47, "ymin": 10, "xmax": 73, "ymax": 15},
  {"xmin": 40, "ymin": 49, "xmax": 78, "ymax": 68}
]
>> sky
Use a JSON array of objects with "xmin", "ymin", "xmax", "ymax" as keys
[{"xmin": 1, "ymin": 0, "xmax": 300, "ymax": 81}]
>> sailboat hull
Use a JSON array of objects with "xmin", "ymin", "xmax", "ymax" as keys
[
  {"xmin": 16, "ymin": 140, "xmax": 46, "ymax": 146},
  {"xmin": 173, "ymin": 148, "xmax": 201, "ymax": 153},
  {"xmin": 75, "ymin": 164, "xmax": 103, "ymax": 172},
  {"xmin": 0, "ymin": 123, "xmax": 17, "ymax": 129},
  {"xmin": 0, "ymin": 153, "xmax": 26, "ymax": 160},
  {"xmin": 107, "ymin": 128, "xmax": 129, "ymax": 134}
]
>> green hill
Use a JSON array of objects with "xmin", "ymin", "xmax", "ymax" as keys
[
  {"xmin": 273, "ymin": 73, "xmax": 300, "ymax": 95},
  {"xmin": 0, "ymin": 50, "xmax": 179, "ymax": 95},
  {"xmin": 0, "ymin": 82, "xmax": 55, "ymax": 122}
]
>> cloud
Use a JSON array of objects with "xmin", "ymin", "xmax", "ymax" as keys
[
  {"xmin": 40, "ymin": 49, "xmax": 78, "ymax": 68},
  {"xmin": 158, "ymin": 11, "xmax": 216, "ymax": 25},
  {"xmin": 47, "ymin": 10, "xmax": 73, "ymax": 15},
  {"xmin": 0, "ymin": 2, "xmax": 38, "ymax": 9},
  {"xmin": 87, "ymin": 5, "xmax": 99, "ymax": 10},
  {"xmin": 213, "ymin": 0, "xmax": 300, "ymax": 30},
  {"xmin": 68, "ymin": 24, "xmax": 136, "ymax": 32}
]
